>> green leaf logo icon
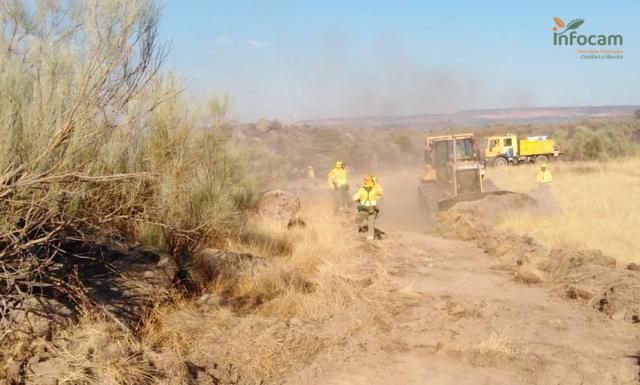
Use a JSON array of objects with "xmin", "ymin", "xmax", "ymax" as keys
[{"xmin": 558, "ymin": 19, "xmax": 585, "ymax": 34}]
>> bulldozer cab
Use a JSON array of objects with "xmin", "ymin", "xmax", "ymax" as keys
[
  {"xmin": 419, "ymin": 133, "xmax": 498, "ymax": 214},
  {"xmin": 419, "ymin": 133, "xmax": 529, "ymax": 215},
  {"xmin": 424, "ymin": 133, "xmax": 483, "ymax": 196}
]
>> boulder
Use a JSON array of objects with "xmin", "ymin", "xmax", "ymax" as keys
[
  {"xmin": 196, "ymin": 293, "xmax": 224, "ymax": 309},
  {"xmin": 254, "ymin": 119, "xmax": 283, "ymax": 134},
  {"xmin": 611, "ymin": 309, "xmax": 627, "ymax": 321},
  {"xmin": 255, "ymin": 119, "xmax": 271, "ymax": 133},
  {"xmin": 256, "ymin": 190, "xmax": 301, "ymax": 226}
]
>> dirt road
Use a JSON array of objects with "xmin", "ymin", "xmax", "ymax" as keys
[
  {"xmin": 283, "ymin": 174, "xmax": 638, "ymax": 384},
  {"xmin": 287, "ymin": 229, "xmax": 639, "ymax": 384}
]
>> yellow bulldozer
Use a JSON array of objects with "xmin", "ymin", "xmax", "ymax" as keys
[{"xmin": 418, "ymin": 133, "xmax": 520, "ymax": 215}]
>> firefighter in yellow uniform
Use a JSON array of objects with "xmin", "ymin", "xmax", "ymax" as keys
[
  {"xmin": 328, "ymin": 161, "xmax": 349, "ymax": 211},
  {"xmin": 536, "ymin": 163, "xmax": 553, "ymax": 186},
  {"xmin": 307, "ymin": 166, "xmax": 315, "ymax": 179},
  {"xmin": 352, "ymin": 175, "xmax": 384, "ymax": 240}
]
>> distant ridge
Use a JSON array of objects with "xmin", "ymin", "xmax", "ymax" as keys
[{"xmin": 299, "ymin": 105, "xmax": 639, "ymax": 129}]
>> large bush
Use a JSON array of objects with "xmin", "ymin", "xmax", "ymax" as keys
[
  {"xmin": 551, "ymin": 119, "xmax": 640, "ymax": 160},
  {"xmin": 0, "ymin": 1, "xmax": 252, "ymax": 305}
]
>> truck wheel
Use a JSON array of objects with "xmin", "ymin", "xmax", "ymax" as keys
[
  {"xmin": 493, "ymin": 157, "xmax": 508, "ymax": 167},
  {"xmin": 535, "ymin": 155, "xmax": 549, "ymax": 164}
]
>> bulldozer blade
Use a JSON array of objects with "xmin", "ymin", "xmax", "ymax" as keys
[
  {"xmin": 437, "ymin": 190, "xmax": 533, "ymax": 211},
  {"xmin": 417, "ymin": 181, "xmax": 445, "ymax": 219}
]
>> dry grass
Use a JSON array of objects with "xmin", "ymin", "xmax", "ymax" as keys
[
  {"xmin": 28, "ymin": 317, "xmax": 156, "ymax": 385},
  {"xmin": 486, "ymin": 158, "xmax": 640, "ymax": 265},
  {"xmin": 474, "ymin": 331, "xmax": 528, "ymax": 360},
  {"xmin": 95, "ymin": 201, "xmax": 396, "ymax": 383},
  {"xmin": 12, "ymin": 202, "xmax": 399, "ymax": 384}
]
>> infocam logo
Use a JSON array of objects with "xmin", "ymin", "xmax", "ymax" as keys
[{"xmin": 552, "ymin": 17, "xmax": 623, "ymax": 46}]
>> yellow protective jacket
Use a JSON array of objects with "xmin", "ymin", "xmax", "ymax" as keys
[
  {"xmin": 536, "ymin": 170, "xmax": 553, "ymax": 184},
  {"xmin": 352, "ymin": 185, "xmax": 383, "ymax": 207},
  {"xmin": 328, "ymin": 168, "xmax": 348, "ymax": 188}
]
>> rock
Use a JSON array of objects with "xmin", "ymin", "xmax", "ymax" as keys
[
  {"xmin": 5, "ymin": 360, "xmax": 22, "ymax": 385},
  {"xmin": 626, "ymin": 263, "xmax": 639, "ymax": 271},
  {"xmin": 9, "ymin": 297, "xmax": 73, "ymax": 337},
  {"xmin": 565, "ymin": 286, "xmax": 592, "ymax": 300},
  {"xmin": 255, "ymin": 119, "xmax": 271, "ymax": 133},
  {"xmin": 143, "ymin": 270, "xmax": 155, "ymax": 279},
  {"xmin": 256, "ymin": 190, "xmax": 301, "ymax": 226},
  {"xmin": 196, "ymin": 293, "xmax": 223, "ymax": 308},
  {"xmin": 195, "ymin": 294, "xmax": 209, "ymax": 305},
  {"xmin": 513, "ymin": 270, "xmax": 543, "ymax": 285},
  {"xmin": 610, "ymin": 310, "xmax": 627, "ymax": 321},
  {"xmin": 24, "ymin": 297, "xmax": 72, "ymax": 317},
  {"xmin": 254, "ymin": 119, "xmax": 283, "ymax": 134},
  {"xmin": 25, "ymin": 357, "xmax": 68, "ymax": 385},
  {"xmin": 157, "ymin": 255, "xmax": 178, "ymax": 281}
]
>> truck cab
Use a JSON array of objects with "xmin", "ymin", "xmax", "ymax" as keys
[{"xmin": 485, "ymin": 134, "xmax": 518, "ymax": 166}]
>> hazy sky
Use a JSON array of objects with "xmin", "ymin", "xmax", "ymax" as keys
[{"xmin": 159, "ymin": 0, "xmax": 640, "ymax": 121}]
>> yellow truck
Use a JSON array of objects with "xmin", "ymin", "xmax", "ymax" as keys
[{"xmin": 484, "ymin": 134, "xmax": 561, "ymax": 166}]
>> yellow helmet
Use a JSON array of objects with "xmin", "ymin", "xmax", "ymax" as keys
[
  {"xmin": 335, "ymin": 160, "xmax": 343, "ymax": 168},
  {"xmin": 363, "ymin": 175, "xmax": 374, "ymax": 186}
]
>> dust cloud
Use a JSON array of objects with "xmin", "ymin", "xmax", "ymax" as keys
[
  {"xmin": 208, "ymin": 33, "xmax": 535, "ymax": 121},
  {"xmin": 370, "ymin": 165, "xmax": 563, "ymax": 234},
  {"xmin": 527, "ymin": 186, "xmax": 563, "ymax": 215},
  {"xmin": 289, "ymin": 160, "xmax": 562, "ymax": 234},
  {"xmin": 373, "ymin": 167, "xmax": 432, "ymax": 232}
]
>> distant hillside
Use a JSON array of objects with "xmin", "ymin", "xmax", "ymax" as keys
[{"xmin": 300, "ymin": 105, "xmax": 639, "ymax": 129}]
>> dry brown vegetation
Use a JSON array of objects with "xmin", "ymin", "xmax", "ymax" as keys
[
  {"xmin": 487, "ymin": 158, "xmax": 640, "ymax": 265},
  {"xmin": 0, "ymin": 1, "xmax": 403, "ymax": 382},
  {"xmin": 4, "ymin": 202, "xmax": 401, "ymax": 384},
  {"xmin": 473, "ymin": 331, "xmax": 528, "ymax": 360},
  {"xmin": 142, "ymin": 205, "xmax": 398, "ymax": 381},
  {"xmin": 2, "ymin": 1, "xmax": 639, "ymax": 384}
]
